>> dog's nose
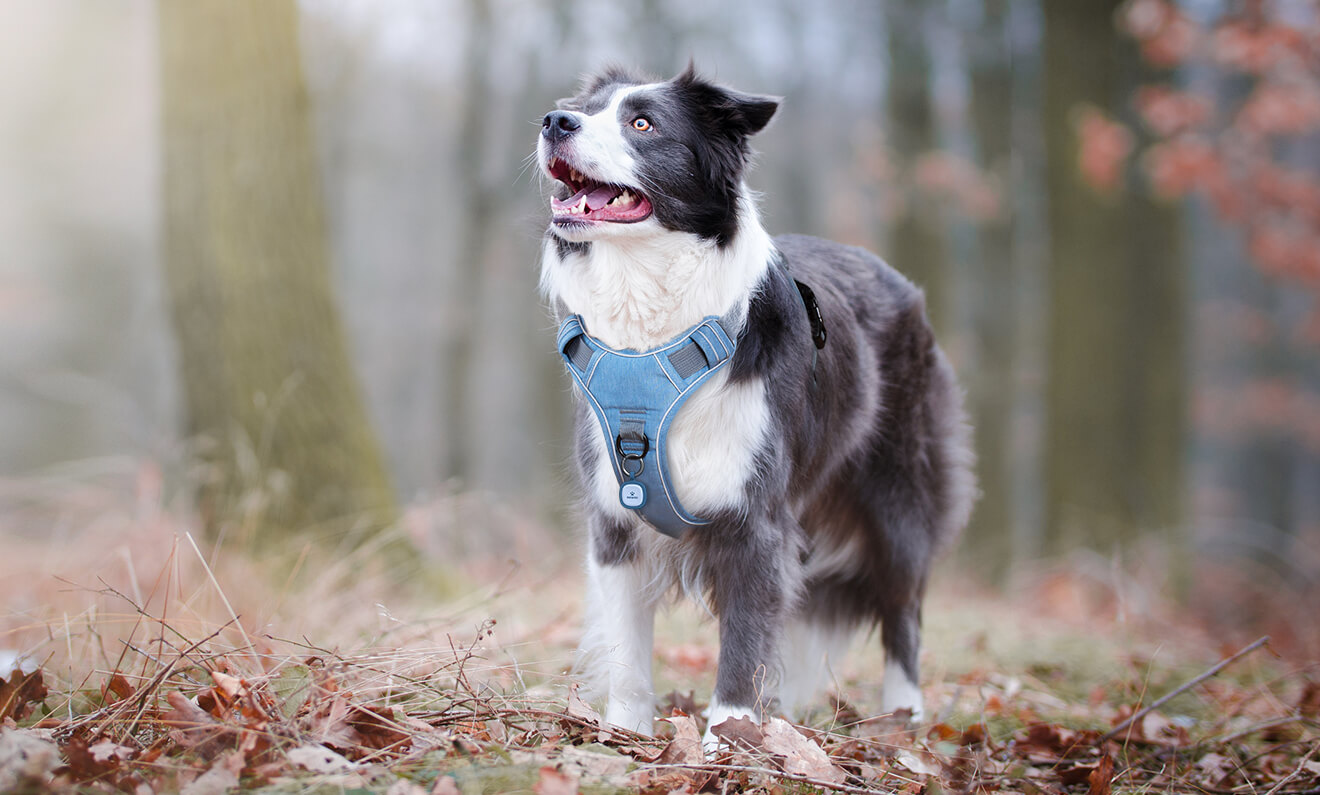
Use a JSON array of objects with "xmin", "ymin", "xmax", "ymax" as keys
[{"xmin": 542, "ymin": 110, "xmax": 581, "ymax": 142}]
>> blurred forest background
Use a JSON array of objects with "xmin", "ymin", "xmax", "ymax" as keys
[{"xmin": 1, "ymin": 0, "xmax": 1317, "ymax": 648}]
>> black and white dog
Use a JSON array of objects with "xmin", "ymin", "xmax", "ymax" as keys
[{"xmin": 536, "ymin": 66, "xmax": 975, "ymax": 745}]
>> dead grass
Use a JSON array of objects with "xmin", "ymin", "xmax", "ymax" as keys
[{"xmin": 2, "ymin": 465, "xmax": 1317, "ymax": 793}]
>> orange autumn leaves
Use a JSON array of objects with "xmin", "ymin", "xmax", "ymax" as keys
[{"xmin": 1076, "ymin": 0, "xmax": 1320, "ymax": 294}]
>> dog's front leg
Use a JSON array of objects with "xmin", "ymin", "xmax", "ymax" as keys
[
  {"xmin": 704, "ymin": 532, "xmax": 796, "ymax": 750},
  {"xmin": 582, "ymin": 555, "xmax": 657, "ymax": 735}
]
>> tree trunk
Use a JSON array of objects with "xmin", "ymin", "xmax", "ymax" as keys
[
  {"xmin": 885, "ymin": 0, "xmax": 950, "ymax": 333},
  {"xmin": 961, "ymin": 0, "xmax": 1017, "ymax": 582},
  {"xmin": 159, "ymin": 0, "xmax": 397, "ymax": 544},
  {"xmin": 1041, "ymin": 0, "xmax": 1187, "ymax": 555}
]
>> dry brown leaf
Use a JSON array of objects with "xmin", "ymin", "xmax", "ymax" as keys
[
  {"xmin": 660, "ymin": 690, "xmax": 700, "ymax": 717},
  {"xmin": 302, "ymin": 692, "xmax": 363, "ymax": 750},
  {"xmin": 534, "ymin": 764, "xmax": 579, "ymax": 795},
  {"xmin": 348, "ymin": 704, "xmax": 410, "ymax": 751},
  {"xmin": 566, "ymin": 684, "xmax": 601, "ymax": 726},
  {"xmin": 0, "ymin": 668, "xmax": 47, "ymax": 722},
  {"xmin": 103, "ymin": 673, "xmax": 134, "ymax": 703},
  {"xmin": 1088, "ymin": 754, "xmax": 1114, "ymax": 795},
  {"xmin": 163, "ymin": 690, "xmax": 230, "ymax": 753},
  {"xmin": 895, "ymin": 750, "xmax": 941, "ymax": 777},
  {"xmin": 710, "ymin": 715, "xmax": 763, "ymax": 750},
  {"xmin": 181, "ymin": 751, "xmax": 243, "ymax": 795},
  {"xmin": 62, "ymin": 733, "xmax": 126, "ymax": 783},
  {"xmin": 761, "ymin": 718, "xmax": 845, "ymax": 784},
  {"xmin": 0, "ymin": 727, "xmax": 59, "ymax": 791},
  {"xmin": 286, "ymin": 744, "xmax": 355, "ymax": 774},
  {"xmin": 655, "ymin": 714, "xmax": 704, "ymax": 766}
]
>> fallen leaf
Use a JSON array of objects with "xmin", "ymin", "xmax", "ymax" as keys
[
  {"xmin": 286, "ymin": 744, "xmax": 355, "ymax": 774},
  {"xmin": 762, "ymin": 718, "xmax": 845, "ymax": 784},
  {"xmin": 566, "ymin": 684, "xmax": 601, "ymax": 726},
  {"xmin": 103, "ymin": 673, "xmax": 135, "ymax": 703},
  {"xmin": 0, "ymin": 668, "xmax": 47, "ymax": 722},
  {"xmin": 348, "ymin": 704, "xmax": 410, "ymax": 751},
  {"xmin": 302, "ymin": 692, "xmax": 363, "ymax": 750},
  {"xmin": 62, "ymin": 733, "xmax": 126, "ymax": 783},
  {"xmin": 534, "ymin": 764, "xmax": 579, "ymax": 795},
  {"xmin": 1088, "ymin": 754, "xmax": 1114, "ymax": 795},
  {"xmin": 896, "ymin": 750, "xmax": 941, "ymax": 777},
  {"xmin": 181, "ymin": 751, "xmax": 243, "ymax": 795},
  {"xmin": 0, "ymin": 727, "xmax": 60, "ymax": 790},
  {"xmin": 660, "ymin": 690, "xmax": 699, "ymax": 717},
  {"xmin": 163, "ymin": 691, "xmax": 231, "ymax": 755},
  {"xmin": 710, "ymin": 715, "xmax": 762, "ymax": 750},
  {"xmin": 655, "ymin": 714, "xmax": 704, "ymax": 765}
]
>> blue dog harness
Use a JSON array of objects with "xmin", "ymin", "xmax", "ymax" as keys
[{"xmin": 557, "ymin": 313, "xmax": 738, "ymax": 538}]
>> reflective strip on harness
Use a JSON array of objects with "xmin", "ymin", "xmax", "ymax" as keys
[{"xmin": 557, "ymin": 314, "xmax": 737, "ymax": 538}]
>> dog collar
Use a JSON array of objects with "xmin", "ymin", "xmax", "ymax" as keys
[{"xmin": 557, "ymin": 313, "xmax": 738, "ymax": 538}]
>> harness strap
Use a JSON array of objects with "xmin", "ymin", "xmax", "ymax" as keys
[{"xmin": 557, "ymin": 314, "xmax": 736, "ymax": 538}]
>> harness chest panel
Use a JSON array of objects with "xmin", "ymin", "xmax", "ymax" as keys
[{"xmin": 557, "ymin": 314, "xmax": 737, "ymax": 538}]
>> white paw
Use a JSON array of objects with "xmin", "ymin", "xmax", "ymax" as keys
[
  {"xmin": 702, "ymin": 701, "xmax": 758, "ymax": 753},
  {"xmin": 880, "ymin": 659, "xmax": 924, "ymax": 721},
  {"xmin": 605, "ymin": 701, "xmax": 654, "ymax": 735}
]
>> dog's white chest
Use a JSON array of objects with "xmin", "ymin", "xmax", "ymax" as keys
[{"xmin": 590, "ymin": 371, "xmax": 769, "ymax": 523}]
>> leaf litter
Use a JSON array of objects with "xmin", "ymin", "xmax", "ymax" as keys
[{"xmin": 1, "ymin": 511, "xmax": 1318, "ymax": 792}]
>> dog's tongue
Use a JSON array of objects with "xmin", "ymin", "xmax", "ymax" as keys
[{"xmin": 585, "ymin": 184, "xmax": 622, "ymax": 211}]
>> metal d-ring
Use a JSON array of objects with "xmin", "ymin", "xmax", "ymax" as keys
[{"xmin": 615, "ymin": 430, "xmax": 649, "ymax": 478}]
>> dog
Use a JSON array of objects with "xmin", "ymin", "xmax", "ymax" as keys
[{"xmin": 535, "ymin": 65, "xmax": 975, "ymax": 746}]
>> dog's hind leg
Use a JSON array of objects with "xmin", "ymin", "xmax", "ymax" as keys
[
  {"xmin": 580, "ymin": 556, "xmax": 658, "ymax": 735},
  {"xmin": 776, "ymin": 617, "xmax": 852, "ymax": 719},
  {"xmin": 879, "ymin": 599, "xmax": 924, "ymax": 719}
]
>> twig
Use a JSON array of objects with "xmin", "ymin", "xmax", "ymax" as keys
[
  {"xmin": 648, "ymin": 760, "xmax": 915, "ymax": 795},
  {"xmin": 1211, "ymin": 715, "xmax": 1311, "ymax": 746},
  {"xmin": 1102, "ymin": 636, "xmax": 1272, "ymax": 743},
  {"xmin": 1264, "ymin": 744, "xmax": 1320, "ymax": 795}
]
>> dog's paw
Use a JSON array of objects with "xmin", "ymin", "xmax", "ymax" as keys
[
  {"xmin": 604, "ymin": 702, "xmax": 654, "ymax": 736},
  {"xmin": 880, "ymin": 660, "xmax": 924, "ymax": 721}
]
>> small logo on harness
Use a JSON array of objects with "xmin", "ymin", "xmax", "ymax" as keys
[{"xmin": 620, "ymin": 482, "xmax": 647, "ymax": 508}]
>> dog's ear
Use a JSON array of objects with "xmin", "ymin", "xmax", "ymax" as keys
[
  {"xmin": 675, "ymin": 63, "xmax": 780, "ymax": 137},
  {"xmin": 727, "ymin": 89, "xmax": 779, "ymax": 135}
]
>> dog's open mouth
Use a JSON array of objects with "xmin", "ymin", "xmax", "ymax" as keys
[{"xmin": 548, "ymin": 157, "xmax": 653, "ymax": 224}]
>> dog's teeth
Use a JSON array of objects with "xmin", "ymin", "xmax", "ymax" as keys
[{"xmin": 575, "ymin": 195, "xmax": 588, "ymax": 213}]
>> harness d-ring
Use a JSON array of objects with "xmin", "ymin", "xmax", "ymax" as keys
[{"xmin": 615, "ymin": 430, "xmax": 649, "ymax": 478}]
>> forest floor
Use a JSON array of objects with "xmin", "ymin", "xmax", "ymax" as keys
[{"xmin": 1, "ymin": 478, "xmax": 1318, "ymax": 793}]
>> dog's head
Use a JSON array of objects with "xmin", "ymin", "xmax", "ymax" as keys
[{"xmin": 537, "ymin": 65, "xmax": 778, "ymax": 247}]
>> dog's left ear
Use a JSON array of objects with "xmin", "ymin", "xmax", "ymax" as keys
[
  {"xmin": 727, "ymin": 89, "xmax": 779, "ymax": 136},
  {"xmin": 676, "ymin": 63, "xmax": 780, "ymax": 137}
]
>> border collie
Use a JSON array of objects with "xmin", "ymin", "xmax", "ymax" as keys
[{"xmin": 535, "ymin": 66, "xmax": 975, "ymax": 746}]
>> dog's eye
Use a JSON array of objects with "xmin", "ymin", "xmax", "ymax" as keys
[{"xmin": 631, "ymin": 117, "xmax": 653, "ymax": 132}]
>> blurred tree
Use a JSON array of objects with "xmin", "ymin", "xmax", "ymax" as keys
[
  {"xmin": 158, "ymin": 0, "xmax": 398, "ymax": 544},
  {"xmin": 1041, "ymin": 0, "xmax": 1187, "ymax": 554},
  {"xmin": 886, "ymin": 0, "xmax": 951, "ymax": 333},
  {"xmin": 961, "ymin": 0, "xmax": 1017, "ymax": 582}
]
